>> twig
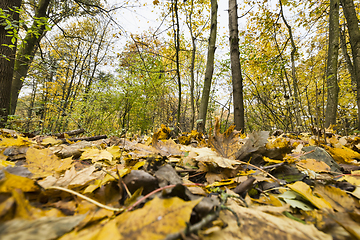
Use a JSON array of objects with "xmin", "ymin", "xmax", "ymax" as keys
[
  {"xmin": 46, "ymin": 186, "xmax": 124, "ymax": 212},
  {"xmin": 164, "ymin": 211, "xmax": 219, "ymax": 240},
  {"xmin": 126, "ymin": 183, "xmax": 204, "ymax": 211},
  {"xmin": 237, "ymin": 160, "xmax": 281, "ymax": 184}
]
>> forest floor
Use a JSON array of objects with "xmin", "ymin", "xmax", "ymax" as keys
[{"xmin": 0, "ymin": 122, "xmax": 360, "ymax": 240}]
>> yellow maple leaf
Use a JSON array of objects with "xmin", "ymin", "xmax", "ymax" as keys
[
  {"xmin": 153, "ymin": 0, "xmax": 159, "ymax": 5},
  {"xmin": 313, "ymin": 185, "xmax": 355, "ymax": 212},
  {"xmin": 106, "ymin": 145, "xmax": 121, "ymax": 159},
  {"xmin": 0, "ymin": 171, "xmax": 39, "ymax": 193},
  {"xmin": 114, "ymin": 197, "xmax": 201, "ymax": 239},
  {"xmin": 0, "ymin": 135, "xmax": 34, "ymax": 147},
  {"xmin": 12, "ymin": 189, "xmax": 64, "ymax": 220},
  {"xmin": 287, "ymin": 181, "xmax": 332, "ymax": 210},
  {"xmin": 296, "ymin": 159, "xmax": 331, "ymax": 173},
  {"xmin": 0, "ymin": 159, "xmax": 15, "ymax": 168},
  {"xmin": 26, "ymin": 148, "xmax": 73, "ymax": 178},
  {"xmin": 324, "ymin": 145, "xmax": 360, "ymax": 163},
  {"xmin": 80, "ymin": 148, "xmax": 114, "ymax": 165},
  {"xmin": 41, "ymin": 137, "xmax": 62, "ymax": 146}
]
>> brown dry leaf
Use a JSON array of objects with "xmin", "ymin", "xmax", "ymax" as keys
[
  {"xmin": 0, "ymin": 214, "xmax": 86, "ymax": 240},
  {"xmin": 0, "ymin": 171, "xmax": 39, "ymax": 193},
  {"xmin": 110, "ymin": 196, "xmax": 202, "ymax": 239},
  {"xmin": 51, "ymin": 141, "xmax": 92, "ymax": 158},
  {"xmin": 38, "ymin": 166, "xmax": 101, "ymax": 189},
  {"xmin": 26, "ymin": 148, "xmax": 73, "ymax": 178},
  {"xmin": 209, "ymin": 119, "xmax": 242, "ymax": 159},
  {"xmin": 287, "ymin": 181, "xmax": 332, "ymax": 210},
  {"xmin": 201, "ymin": 198, "xmax": 331, "ymax": 240},
  {"xmin": 152, "ymin": 139, "xmax": 183, "ymax": 156},
  {"xmin": 313, "ymin": 184, "xmax": 355, "ymax": 212},
  {"xmin": 296, "ymin": 159, "xmax": 331, "ymax": 173},
  {"xmin": 194, "ymin": 147, "xmax": 240, "ymax": 169},
  {"xmin": 331, "ymin": 212, "xmax": 360, "ymax": 239},
  {"xmin": 235, "ymin": 131, "xmax": 269, "ymax": 160}
]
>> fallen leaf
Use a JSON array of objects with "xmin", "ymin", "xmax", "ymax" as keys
[
  {"xmin": 112, "ymin": 196, "xmax": 202, "ymax": 239},
  {"xmin": 0, "ymin": 171, "xmax": 39, "ymax": 193},
  {"xmin": 201, "ymin": 198, "xmax": 331, "ymax": 240},
  {"xmin": 194, "ymin": 147, "xmax": 240, "ymax": 169},
  {"xmin": 0, "ymin": 214, "xmax": 86, "ymax": 240},
  {"xmin": 80, "ymin": 148, "xmax": 114, "ymax": 165},
  {"xmin": 26, "ymin": 148, "xmax": 73, "ymax": 178},
  {"xmin": 38, "ymin": 166, "xmax": 100, "ymax": 188},
  {"xmin": 209, "ymin": 119, "xmax": 242, "ymax": 159},
  {"xmin": 0, "ymin": 136, "xmax": 34, "ymax": 147},
  {"xmin": 11, "ymin": 189, "xmax": 64, "ymax": 219},
  {"xmin": 313, "ymin": 184, "xmax": 355, "ymax": 212},
  {"xmin": 41, "ymin": 137, "xmax": 62, "ymax": 146},
  {"xmin": 324, "ymin": 145, "xmax": 360, "ymax": 163},
  {"xmin": 152, "ymin": 139, "xmax": 183, "ymax": 156},
  {"xmin": 0, "ymin": 160, "xmax": 15, "ymax": 168},
  {"xmin": 296, "ymin": 159, "xmax": 331, "ymax": 173},
  {"xmin": 235, "ymin": 131, "xmax": 269, "ymax": 160},
  {"xmin": 287, "ymin": 181, "xmax": 332, "ymax": 210}
]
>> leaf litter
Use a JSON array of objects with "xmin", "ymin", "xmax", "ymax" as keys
[{"xmin": 1, "ymin": 122, "xmax": 360, "ymax": 239}]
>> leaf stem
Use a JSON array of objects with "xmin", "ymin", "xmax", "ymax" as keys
[{"xmin": 46, "ymin": 186, "xmax": 125, "ymax": 212}]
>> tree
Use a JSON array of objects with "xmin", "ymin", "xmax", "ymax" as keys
[
  {"xmin": 341, "ymin": 0, "xmax": 360, "ymax": 130},
  {"xmin": 10, "ymin": 0, "xmax": 51, "ymax": 115},
  {"xmin": 228, "ymin": 0, "xmax": 244, "ymax": 132},
  {"xmin": 325, "ymin": 0, "xmax": 340, "ymax": 128},
  {"xmin": 9, "ymin": 0, "xmax": 104, "ymax": 115},
  {"xmin": 197, "ymin": 0, "xmax": 217, "ymax": 133},
  {"xmin": 0, "ymin": 0, "xmax": 22, "ymax": 127}
]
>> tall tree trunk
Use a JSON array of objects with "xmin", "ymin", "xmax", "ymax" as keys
[
  {"xmin": 172, "ymin": 0, "xmax": 182, "ymax": 131},
  {"xmin": 228, "ymin": 0, "xmax": 244, "ymax": 132},
  {"xmin": 197, "ymin": 0, "xmax": 218, "ymax": 133},
  {"xmin": 325, "ymin": 0, "xmax": 340, "ymax": 128},
  {"xmin": 186, "ymin": 0, "xmax": 196, "ymax": 130},
  {"xmin": 341, "ymin": 0, "xmax": 360, "ymax": 130},
  {"xmin": 279, "ymin": 0, "xmax": 301, "ymax": 129},
  {"xmin": 0, "ymin": 0, "xmax": 22, "ymax": 127},
  {"xmin": 10, "ymin": 0, "xmax": 51, "ymax": 115}
]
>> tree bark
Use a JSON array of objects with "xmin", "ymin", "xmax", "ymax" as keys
[
  {"xmin": 325, "ymin": 0, "xmax": 340, "ymax": 128},
  {"xmin": 0, "ymin": 0, "xmax": 22, "ymax": 126},
  {"xmin": 279, "ymin": 0, "xmax": 301, "ymax": 129},
  {"xmin": 10, "ymin": 0, "xmax": 51, "ymax": 115},
  {"xmin": 341, "ymin": 0, "xmax": 360, "ymax": 130},
  {"xmin": 197, "ymin": 0, "xmax": 217, "ymax": 133},
  {"xmin": 186, "ymin": 0, "xmax": 196, "ymax": 130},
  {"xmin": 172, "ymin": 0, "xmax": 182, "ymax": 131},
  {"xmin": 228, "ymin": 0, "xmax": 244, "ymax": 132}
]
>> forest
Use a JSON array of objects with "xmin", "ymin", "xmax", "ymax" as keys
[
  {"xmin": 2, "ymin": 0, "xmax": 360, "ymax": 240},
  {"xmin": 0, "ymin": 0, "xmax": 358, "ymax": 136}
]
